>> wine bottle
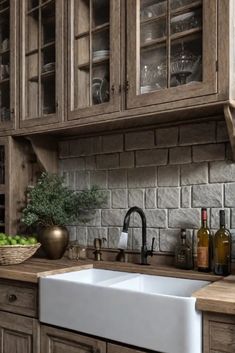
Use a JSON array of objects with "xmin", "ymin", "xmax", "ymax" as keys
[
  {"xmin": 213, "ymin": 210, "xmax": 231, "ymax": 276},
  {"xmin": 175, "ymin": 229, "xmax": 193, "ymax": 270},
  {"xmin": 197, "ymin": 208, "xmax": 211, "ymax": 272}
]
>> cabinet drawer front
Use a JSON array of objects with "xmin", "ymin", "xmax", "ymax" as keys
[
  {"xmin": 210, "ymin": 321, "xmax": 235, "ymax": 352},
  {"xmin": 0, "ymin": 281, "xmax": 37, "ymax": 317}
]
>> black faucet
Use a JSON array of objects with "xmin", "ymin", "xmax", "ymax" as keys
[{"xmin": 122, "ymin": 206, "xmax": 155, "ymax": 265}]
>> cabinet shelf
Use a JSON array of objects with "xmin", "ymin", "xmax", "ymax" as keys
[
  {"xmin": 171, "ymin": 0, "xmax": 202, "ymax": 16},
  {"xmin": 78, "ymin": 57, "xmax": 109, "ymax": 70},
  {"xmin": 29, "ymin": 70, "xmax": 55, "ymax": 82},
  {"xmin": 41, "ymin": 41, "xmax": 55, "ymax": 50},
  {"xmin": 0, "ymin": 49, "xmax": 9, "ymax": 56},
  {"xmin": 27, "ymin": 0, "xmax": 54, "ymax": 15},
  {"xmin": 0, "ymin": 5, "xmax": 9, "ymax": 14},
  {"xmin": 75, "ymin": 23, "xmax": 110, "ymax": 40},
  {"xmin": 0, "ymin": 78, "xmax": 9, "ymax": 85},
  {"xmin": 140, "ymin": 27, "xmax": 201, "ymax": 51},
  {"xmin": 171, "ymin": 27, "xmax": 202, "ymax": 41}
]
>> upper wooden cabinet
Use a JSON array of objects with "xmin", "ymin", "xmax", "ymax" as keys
[
  {"xmin": 19, "ymin": 0, "xmax": 65, "ymax": 128},
  {"xmin": 1, "ymin": 0, "xmax": 235, "ymax": 144},
  {"xmin": 67, "ymin": 0, "xmax": 121, "ymax": 121},
  {"xmin": 126, "ymin": 0, "xmax": 217, "ymax": 110},
  {"xmin": 0, "ymin": 0, "xmax": 18, "ymax": 131}
]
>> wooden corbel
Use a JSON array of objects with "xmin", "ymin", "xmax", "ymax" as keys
[
  {"xmin": 27, "ymin": 135, "xmax": 58, "ymax": 174},
  {"xmin": 224, "ymin": 103, "xmax": 235, "ymax": 161}
]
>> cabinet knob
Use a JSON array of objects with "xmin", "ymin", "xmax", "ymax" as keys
[{"xmin": 8, "ymin": 294, "xmax": 17, "ymax": 303}]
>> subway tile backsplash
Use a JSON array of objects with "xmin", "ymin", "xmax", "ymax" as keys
[{"xmin": 59, "ymin": 120, "xmax": 235, "ymax": 258}]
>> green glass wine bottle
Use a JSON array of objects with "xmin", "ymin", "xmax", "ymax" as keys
[{"xmin": 213, "ymin": 210, "xmax": 231, "ymax": 276}]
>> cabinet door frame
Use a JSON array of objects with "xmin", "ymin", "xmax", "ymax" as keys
[
  {"xmin": 126, "ymin": 0, "xmax": 218, "ymax": 110},
  {"xmin": 41, "ymin": 324, "xmax": 106, "ymax": 353},
  {"xmin": 0, "ymin": 310, "xmax": 40, "ymax": 353},
  {"xmin": 19, "ymin": 0, "xmax": 65, "ymax": 129},
  {"xmin": 67, "ymin": 0, "xmax": 121, "ymax": 122},
  {"xmin": 0, "ymin": 0, "xmax": 18, "ymax": 132}
]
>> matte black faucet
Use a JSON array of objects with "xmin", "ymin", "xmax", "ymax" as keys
[{"xmin": 122, "ymin": 206, "xmax": 155, "ymax": 265}]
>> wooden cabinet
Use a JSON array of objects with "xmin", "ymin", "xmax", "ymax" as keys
[
  {"xmin": 126, "ymin": 0, "xmax": 217, "ymax": 110},
  {"xmin": 19, "ymin": 0, "xmax": 65, "ymax": 128},
  {"xmin": 107, "ymin": 343, "xmax": 149, "ymax": 353},
  {"xmin": 0, "ymin": 279, "xmax": 39, "ymax": 353},
  {"xmin": 67, "ymin": 0, "xmax": 121, "ymax": 121},
  {"xmin": 203, "ymin": 312, "xmax": 235, "ymax": 353},
  {"xmin": 0, "ymin": 311, "xmax": 39, "ymax": 353},
  {"xmin": 0, "ymin": 0, "xmax": 18, "ymax": 132},
  {"xmin": 41, "ymin": 324, "xmax": 106, "ymax": 353}
]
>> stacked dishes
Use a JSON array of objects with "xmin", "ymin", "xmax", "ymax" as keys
[{"xmin": 93, "ymin": 50, "xmax": 110, "ymax": 61}]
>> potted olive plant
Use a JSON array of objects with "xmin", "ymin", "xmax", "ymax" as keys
[{"xmin": 21, "ymin": 172, "xmax": 106, "ymax": 259}]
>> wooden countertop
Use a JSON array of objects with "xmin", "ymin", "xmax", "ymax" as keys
[
  {"xmin": 193, "ymin": 275, "xmax": 235, "ymax": 315},
  {"xmin": 0, "ymin": 258, "xmax": 93, "ymax": 283},
  {"xmin": 0, "ymin": 257, "xmax": 220, "ymax": 283}
]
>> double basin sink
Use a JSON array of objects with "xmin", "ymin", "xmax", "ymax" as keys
[{"xmin": 40, "ymin": 268, "xmax": 209, "ymax": 353}]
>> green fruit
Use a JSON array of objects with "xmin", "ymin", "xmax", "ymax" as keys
[
  {"xmin": 28, "ymin": 236, "xmax": 37, "ymax": 245},
  {"xmin": 19, "ymin": 239, "xmax": 27, "ymax": 245}
]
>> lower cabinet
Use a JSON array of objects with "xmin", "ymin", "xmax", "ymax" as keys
[
  {"xmin": 40, "ymin": 325, "xmax": 106, "ymax": 353},
  {"xmin": 0, "ymin": 310, "xmax": 40, "ymax": 353},
  {"xmin": 203, "ymin": 313, "xmax": 235, "ymax": 353},
  {"xmin": 40, "ymin": 325, "xmax": 150, "ymax": 353},
  {"xmin": 107, "ymin": 343, "xmax": 148, "ymax": 353}
]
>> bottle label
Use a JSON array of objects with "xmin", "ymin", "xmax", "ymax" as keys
[{"xmin": 197, "ymin": 247, "xmax": 209, "ymax": 268}]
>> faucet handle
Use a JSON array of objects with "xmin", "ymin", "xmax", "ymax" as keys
[{"xmin": 149, "ymin": 237, "xmax": 155, "ymax": 257}]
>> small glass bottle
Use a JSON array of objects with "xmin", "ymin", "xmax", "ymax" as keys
[
  {"xmin": 213, "ymin": 210, "xmax": 231, "ymax": 276},
  {"xmin": 175, "ymin": 229, "xmax": 193, "ymax": 270},
  {"xmin": 197, "ymin": 208, "xmax": 211, "ymax": 272}
]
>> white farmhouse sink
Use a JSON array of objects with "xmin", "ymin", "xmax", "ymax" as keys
[{"xmin": 40, "ymin": 269, "xmax": 209, "ymax": 353}]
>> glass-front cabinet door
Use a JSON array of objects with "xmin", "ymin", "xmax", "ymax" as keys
[
  {"xmin": 67, "ymin": 0, "xmax": 121, "ymax": 121},
  {"xmin": 0, "ymin": 0, "xmax": 18, "ymax": 130},
  {"xmin": 20, "ymin": 0, "xmax": 64, "ymax": 128},
  {"xmin": 126, "ymin": 0, "xmax": 217, "ymax": 109}
]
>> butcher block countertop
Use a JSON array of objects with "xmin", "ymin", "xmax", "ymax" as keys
[
  {"xmin": 0, "ymin": 257, "xmax": 221, "ymax": 283},
  {"xmin": 0, "ymin": 258, "xmax": 93, "ymax": 283},
  {"xmin": 193, "ymin": 275, "xmax": 235, "ymax": 315}
]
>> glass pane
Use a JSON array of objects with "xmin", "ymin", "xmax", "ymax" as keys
[
  {"xmin": 42, "ymin": 75, "xmax": 55, "ymax": 115},
  {"xmin": 140, "ymin": 18, "xmax": 166, "ymax": 45},
  {"xmin": 26, "ymin": 10, "xmax": 39, "ymax": 52},
  {"xmin": 0, "ymin": 1, "xmax": 10, "ymax": 122},
  {"xmin": 139, "ymin": 0, "xmax": 203, "ymax": 93},
  {"xmin": 0, "ymin": 146, "xmax": 5, "ymax": 185},
  {"xmin": 171, "ymin": 8, "xmax": 202, "ymax": 35},
  {"xmin": 92, "ymin": 63, "xmax": 109, "ymax": 105},
  {"xmin": 93, "ymin": 0, "xmax": 109, "ymax": 27},
  {"xmin": 41, "ymin": 1, "xmax": 55, "ymax": 45},
  {"xmin": 92, "ymin": 29, "xmax": 109, "ymax": 58},
  {"xmin": 26, "ymin": 53, "xmax": 39, "ymax": 117},
  {"xmin": 170, "ymin": 37, "xmax": 202, "ymax": 86},
  {"xmin": 170, "ymin": 0, "xmax": 201, "ymax": 10},
  {"xmin": 28, "ymin": 0, "xmax": 39, "ymax": 10},
  {"xmin": 140, "ymin": 46, "xmax": 167, "ymax": 94},
  {"xmin": 75, "ymin": 36, "xmax": 90, "ymax": 109},
  {"xmin": 140, "ymin": 0, "xmax": 167, "ymax": 20},
  {"xmin": 75, "ymin": 0, "xmax": 90, "ymax": 35}
]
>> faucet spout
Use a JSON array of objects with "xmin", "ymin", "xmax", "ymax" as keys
[{"xmin": 122, "ymin": 207, "xmax": 154, "ymax": 265}]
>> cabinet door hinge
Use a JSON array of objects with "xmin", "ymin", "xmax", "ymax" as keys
[{"xmin": 216, "ymin": 60, "xmax": 218, "ymax": 72}]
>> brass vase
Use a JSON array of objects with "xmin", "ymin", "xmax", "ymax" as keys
[{"xmin": 40, "ymin": 225, "xmax": 69, "ymax": 260}]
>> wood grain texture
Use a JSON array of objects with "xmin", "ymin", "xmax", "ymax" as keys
[
  {"xmin": 40, "ymin": 324, "xmax": 106, "ymax": 353},
  {"xmin": 0, "ymin": 258, "xmax": 93, "ymax": 283},
  {"xmin": 194, "ymin": 276, "xmax": 235, "ymax": 314},
  {"xmin": 203, "ymin": 312, "xmax": 235, "ymax": 353},
  {"xmin": 0, "ymin": 310, "xmax": 40, "ymax": 353}
]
